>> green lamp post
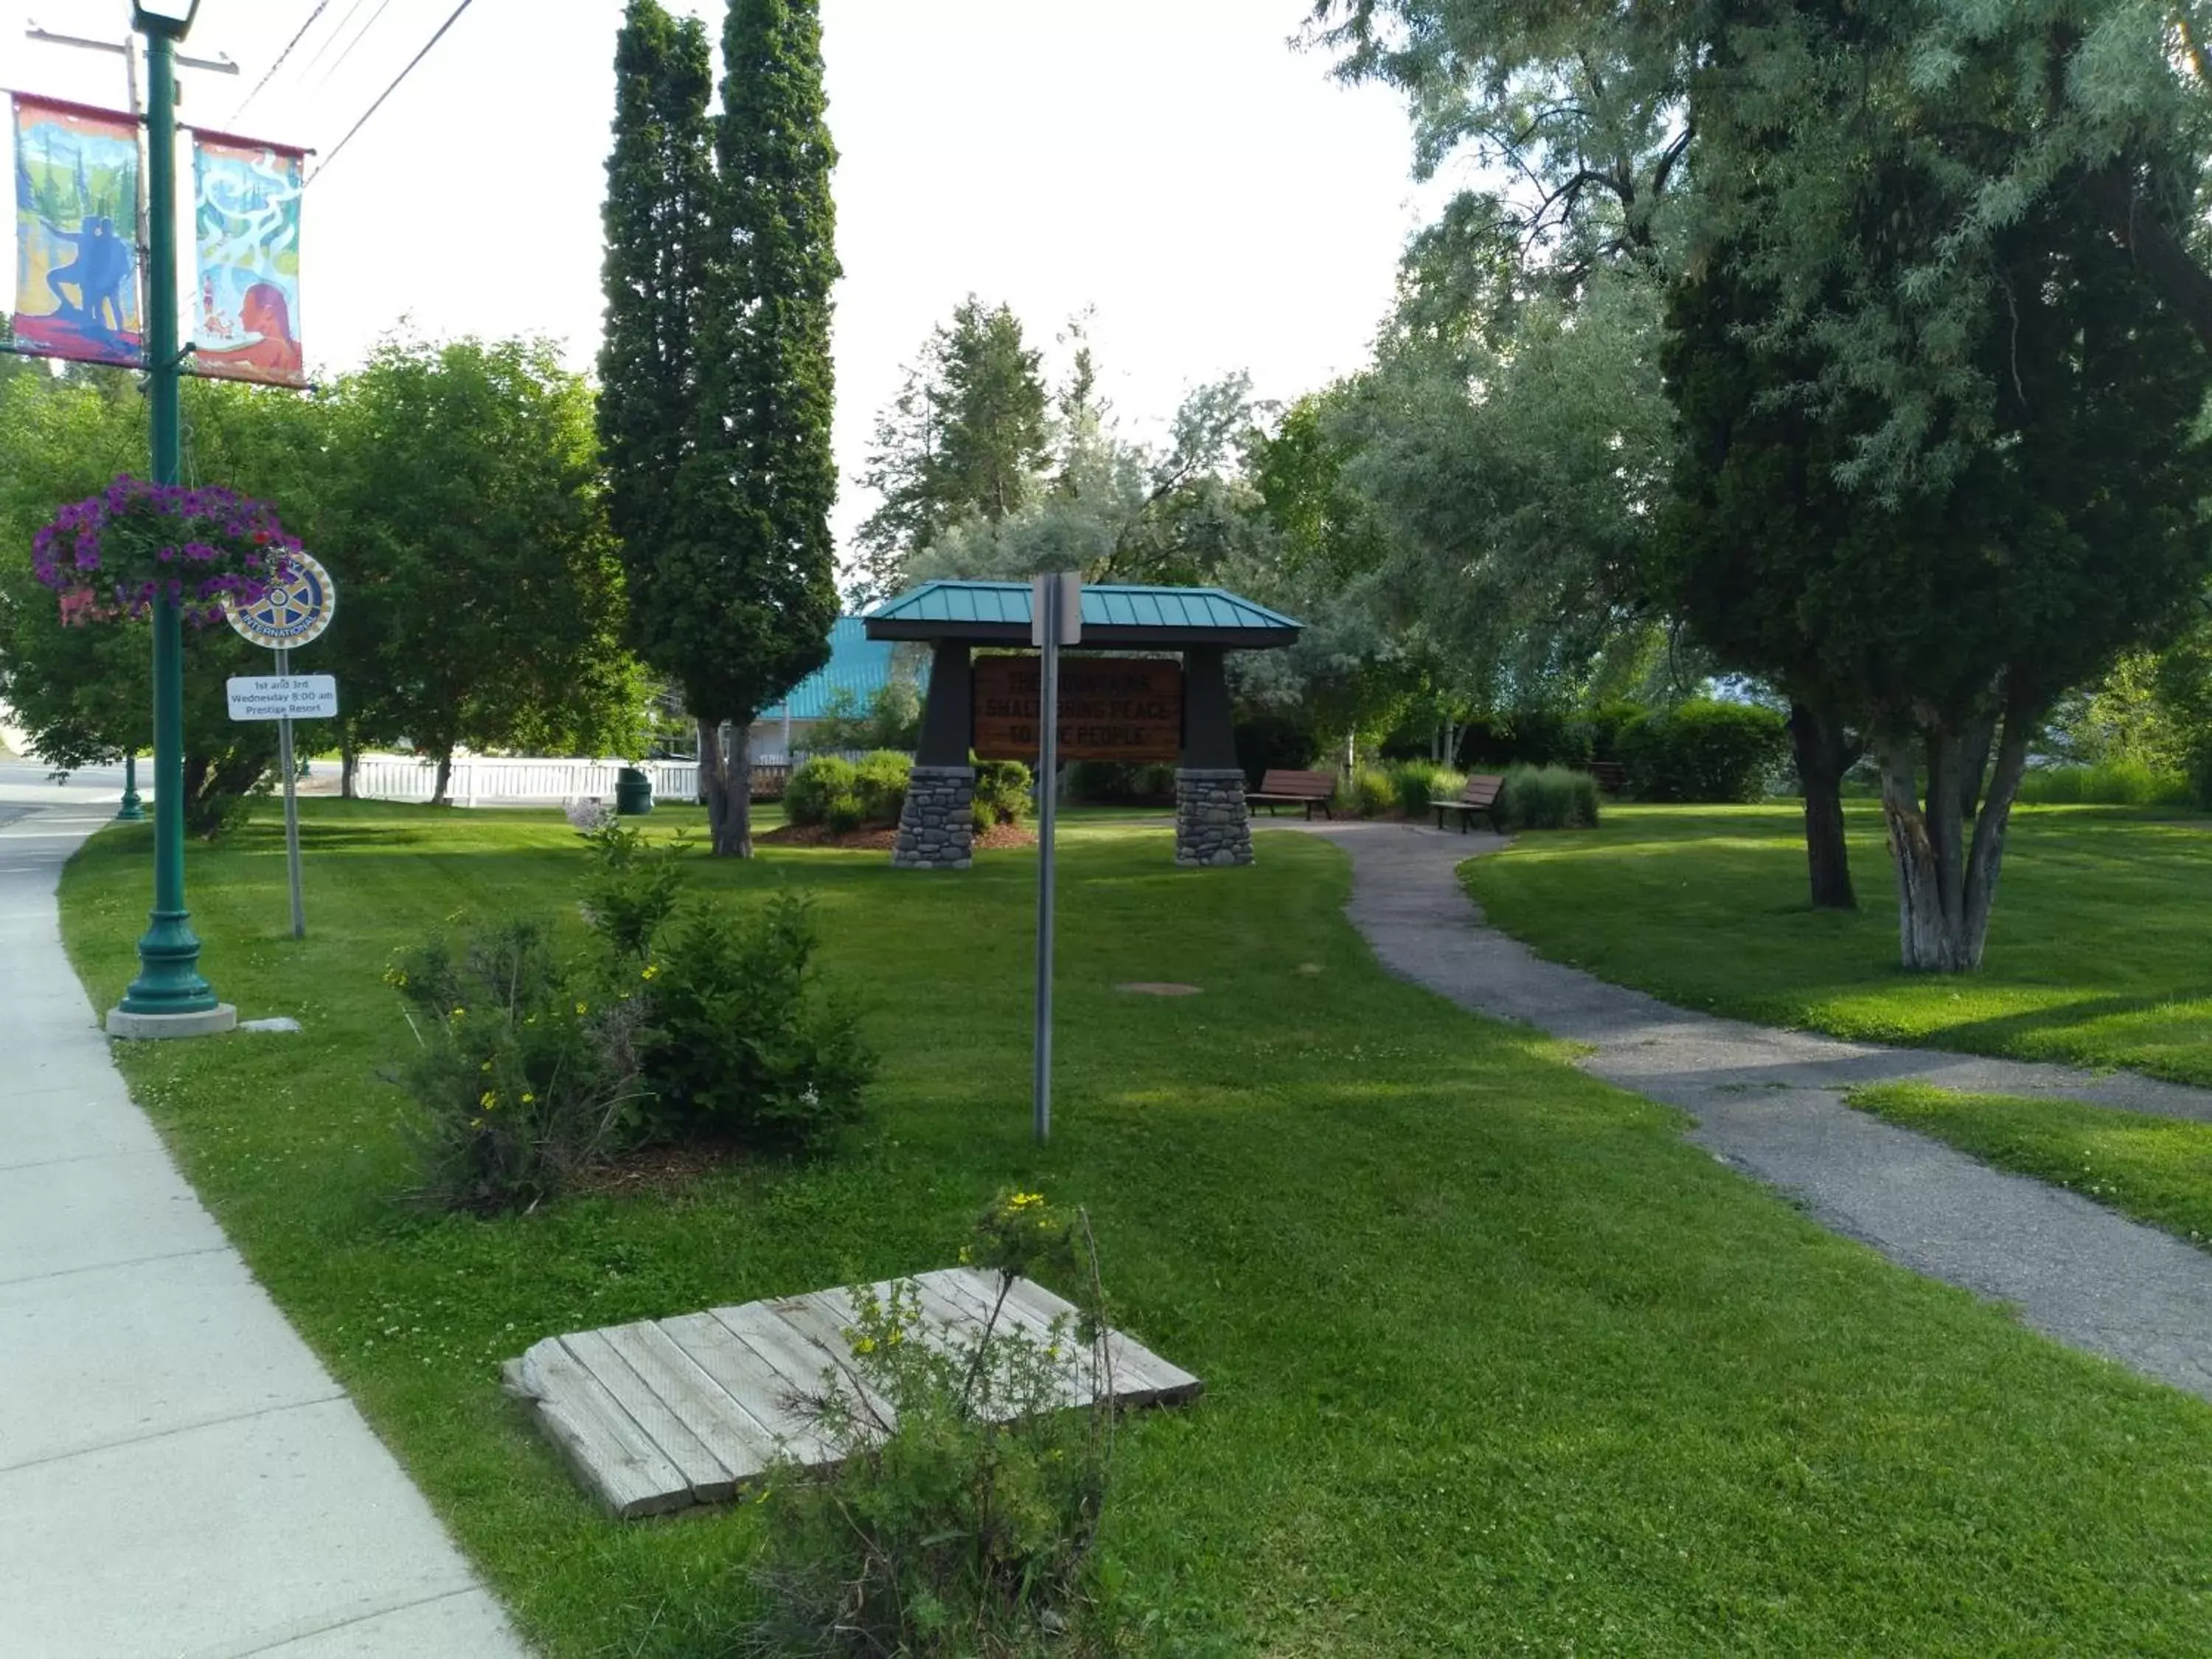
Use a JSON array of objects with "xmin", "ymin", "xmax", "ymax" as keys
[{"xmin": 108, "ymin": 0, "xmax": 234, "ymax": 1039}]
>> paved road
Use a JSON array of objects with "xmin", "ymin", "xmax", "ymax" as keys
[
  {"xmin": 0, "ymin": 803, "xmax": 532, "ymax": 1658},
  {"xmin": 1291, "ymin": 819, "xmax": 2212, "ymax": 1401}
]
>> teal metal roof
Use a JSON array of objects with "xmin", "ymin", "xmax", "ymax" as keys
[
  {"xmin": 760, "ymin": 618, "xmax": 924, "ymax": 723},
  {"xmin": 863, "ymin": 581, "xmax": 1301, "ymax": 647}
]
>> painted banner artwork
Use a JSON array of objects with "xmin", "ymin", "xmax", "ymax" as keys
[
  {"xmin": 11, "ymin": 96, "xmax": 143, "ymax": 369},
  {"xmin": 191, "ymin": 131, "xmax": 305, "ymax": 386}
]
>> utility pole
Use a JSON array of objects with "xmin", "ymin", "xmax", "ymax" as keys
[
  {"xmin": 29, "ymin": 3, "xmax": 243, "ymax": 1036},
  {"xmin": 25, "ymin": 21, "xmax": 232, "ymax": 830}
]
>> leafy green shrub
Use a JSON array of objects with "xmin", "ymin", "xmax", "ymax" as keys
[
  {"xmin": 751, "ymin": 1192, "xmax": 1119, "ymax": 1658},
  {"xmin": 1335, "ymin": 765, "xmax": 1394, "ymax": 818},
  {"xmin": 2017, "ymin": 761, "xmax": 2192, "ymax": 806},
  {"xmin": 785, "ymin": 756, "xmax": 860, "ymax": 827},
  {"xmin": 633, "ymin": 891, "xmax": 874, "ymax": 1150},
  {"xmin": 1499, "ymin": 765, "xmax": 1601, "ymax": 830},
  {"xmin": 578, "ymin": 818, "xmax": 686, "ymax": 964},
  {"xmin": 853, "ymin": 750, "xmax": 913, "ymax": 824},
  {"xmin": 1391, "ymin": 761, "xmax": 1464, "ymax": 818},
  {"xmin": 973, "ymin": 757, "xmax": 1034, "ymax": 834},
  {"xmin": 385, "ymin": 922, "xmax": 646, "ymax": 1214},
  {"xmin": 825, "ymin": 793, "xmax": 867, "ymax": 835},
  {"xmin": 1618, "ymin": 700, "xmax": 1790, "ymax": 802}
]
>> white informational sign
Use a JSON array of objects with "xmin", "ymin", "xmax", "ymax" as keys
[
  {"xmin": 1030, "ymin": 570, "xmax": 1083, "ymax": 648},
  {"xmin": 227, "ymin": 675, "xmax": 339, "ymax": 722}
]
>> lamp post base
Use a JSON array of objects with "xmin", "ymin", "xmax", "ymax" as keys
[{"xmin": 106, "ymin": 1003, "xmax": 237, "ymax": 1040}]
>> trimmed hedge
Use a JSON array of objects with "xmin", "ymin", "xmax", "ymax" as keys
[
  {"xmin": 785, "ymin": 756, "xmax": 859, "ymax": 827},
  {"xmin": 1618, "ymin": 700, "xmax": 1790, "ymax": 803}
]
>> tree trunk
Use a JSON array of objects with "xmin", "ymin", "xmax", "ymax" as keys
[
  {"xmin": 1876, "ymin": 712, "xmax": 2033, "ymax": 972},
  {"xmin": 431, "ymin": 748, "xmax": 455, "ymax": 807},
  {"xmin": 1788, "ymin": 702, "xmax": 1857, "ymax": 910},
  {"xmin": 700, "ymin": 716, "xmax": 754, "ymax": 858},
  {"xmin": 2084, "ymin": 164, "xmax": 2212, "ymax": 358},
  {"xmin": 340, "ymin": 737, "xmax": 359, "ymax": 801},
  {"xmin": 1956, "ymin": 709, "xmax": 1996, "ymax": 824}
]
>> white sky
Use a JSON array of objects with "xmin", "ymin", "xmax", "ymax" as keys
[{"xmin": 3, "ymin": 0, "xmax": 1429, "ymax": 553}]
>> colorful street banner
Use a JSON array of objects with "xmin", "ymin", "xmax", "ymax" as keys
[
  {"xmin": 189, "ymin": 129, "xmax": 305, "ymax": 387},
  {"xmin": 10, "ymin": 95, "xmax": 144, "ymax": 369}
]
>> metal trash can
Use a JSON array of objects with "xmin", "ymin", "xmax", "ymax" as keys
[{"xmin": 614, "ymin": 766, "xmax": 654, "ymax": 816}]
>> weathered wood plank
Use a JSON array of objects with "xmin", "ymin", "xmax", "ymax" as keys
[
  {"xmin": 714, "ymin": 1300, "xmax": 893, "ymax": 1433},
  {"xmin": 978, "ymin": 1270, "xmax": 1205, "ymax": 1405},
  {"xmin": 655, "ymin": 1311, "xmax": 835, "ymax": 1464},
  {"xmin": 622, "ymin": 1321, "xmax": 785, "ymax": 1485},
  {"xmin": 566, "ymin": 1326, "xmax": 738, "ymax": 1504},
  {"xmin": 504, "ymin": 1337, "xmax": 690, "ymax": 1519},
  {"xmin": 509, "ymin": 1270, "xmax": 1204, "ymax": 1519}
]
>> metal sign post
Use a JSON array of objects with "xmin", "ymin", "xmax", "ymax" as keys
[
  {"xmin": 1030, "ymin": 571, "xmax": 1082, "ymax": 1144},
  {"xmin": 273, "ymin": 645, "xmax": 305, "ymax": 938},
  {"xmin": 224, "ymin": 552, "xmax": 337, "ymax": 941}
]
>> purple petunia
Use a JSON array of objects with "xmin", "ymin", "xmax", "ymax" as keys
[{"xmin": 29, "ymin": 473, "xmax": 302, "ymax": 628}]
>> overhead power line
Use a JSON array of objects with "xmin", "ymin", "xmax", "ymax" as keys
[
  {"xmin": 296, "ymin": 0, "xmax": 374, "ymax": 79},
  {"xmin": 312, "ymin": 0, "xmax": 398, "ymax": 93},
  {"xmin": 232, "ymin": 0, "xmax": 335, "ymax": 119},
  {"xmin": 309, "ymin": 0, "xmax": 482, "ymax": 184}
]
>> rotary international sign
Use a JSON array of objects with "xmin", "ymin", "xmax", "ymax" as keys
[
  {"xmin": 224, "ymin": 549, "xmax": 335, "ymax": 649},
  {"xmin": 973, "ymin": 655, "xmax": 1182, "ymax": 764}
]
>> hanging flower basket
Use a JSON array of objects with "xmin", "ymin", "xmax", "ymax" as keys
[{"xmin": 30, "ymin": 475, "xmax": 302, "ymax": 628}]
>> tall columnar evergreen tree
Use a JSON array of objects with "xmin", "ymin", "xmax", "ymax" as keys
[
  {"xmin": 599, "ymin": 0, "xmax": 842, "ymax": 857},
  {"xmin": 599, "ymin": 0, "xmax": 715, "ymax": 694}
]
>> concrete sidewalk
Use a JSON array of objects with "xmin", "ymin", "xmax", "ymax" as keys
[{"xmin": 0, "ymin": 803, "xmax": 532, "ymax": 1658}]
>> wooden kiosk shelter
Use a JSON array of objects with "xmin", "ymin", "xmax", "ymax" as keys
[{"xmin": 863, "ymin": 581, "xmax": 1303, "ymax": 869}]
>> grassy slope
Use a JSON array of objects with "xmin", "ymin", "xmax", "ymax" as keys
[
  {"xmin": 56, "ymin": 801, "xmax": 2212, "ymax": 1655},
  {"xmin": 1464, "ymin": 801, "xmax": 2212, "ymax": 1085},
  {"xmin": 1857, "ymin": 1084, "xmax": 2212, "ymax": 1250}
]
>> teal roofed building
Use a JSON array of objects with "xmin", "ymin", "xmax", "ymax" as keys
[{"xmin": 748, "ymin": 618, "xmax": 928, "ymax": 764}]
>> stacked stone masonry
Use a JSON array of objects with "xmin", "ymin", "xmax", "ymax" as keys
[
  {"xmin": 1175, "ymin": 768, "xmax": 1254, "ymax": 868},
  {"xmin": 894, "ymin": 765, "xmax": 975, "ymax": 869}
]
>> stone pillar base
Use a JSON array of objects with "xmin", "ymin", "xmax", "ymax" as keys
[
  {"xmin": 107, "ymin": 1004, "xmax": 238, "ymax": 1040},
  {"xmin": 894, "ymin": 765, "xmax": 975, "ymax": 869},
  {"xmin": 1175, "ymin": 768, "xmax": 1253, "ymax": 867}
]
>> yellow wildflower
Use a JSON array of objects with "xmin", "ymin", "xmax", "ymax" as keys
[
  {"xmin": 520, "ymin": 1092, "xmax": 535, "ymax": 1105},
  {"xmin": 479, "ymin": 1060, "xmax": 493, "ymax": 1074},
  {"xmin": 479, "ymin": 1091, "xmax": 498, "ymax": 1111},
  {"xmin": 450, "ymin": 1006, "xmax": 466, "ymax": 1020},
  {"xmin": 852, "ymin": 1335, "xmax": 877, "ymax": 1354},
  {"xmin": 574, "ymin": 1001, "xmax": 588, "ymax": 1017},
  {"xmin": 1009, "ymin": 1192, "xmax": 1043, "ymax": 1211},
  {"xmin": 641, "ymin": 964, "xmax": 659, "ymax": 981}
]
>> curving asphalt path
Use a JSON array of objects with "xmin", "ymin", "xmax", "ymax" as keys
[{"xmin": 1287, "ymin": 818, "xmax": 2212, "ymax": 1402}]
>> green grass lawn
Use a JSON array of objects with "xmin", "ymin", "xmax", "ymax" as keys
[
  {"xmin": 58, "ymin": 801, "xmax": 2212, "ymax": 1655},
  {"xmin": 1856, "ymin": 1083, "xmax": 2212, "ymax": 1250},
  {"xmin": 1464, "ymin": 801, "xmax": 2212, "ymax": 1085}
]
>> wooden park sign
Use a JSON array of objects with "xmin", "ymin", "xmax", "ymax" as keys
[{"xmin": 973, "ymin": 655, "xmax": 1182, "ymax": 764}]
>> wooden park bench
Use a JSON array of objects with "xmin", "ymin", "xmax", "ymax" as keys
[
  {"xmin": 1433, "ymin": 773, "xmax": 1506, "ymax": 832},
  {"xmin": 1585, "ymin": 759, "xmax": 1628, "ymax": 796},
  {"xmin": 1246, "ymin": 768, "xmax": 1338, "ymax": 820}
]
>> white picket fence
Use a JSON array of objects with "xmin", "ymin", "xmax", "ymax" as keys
[{"xmin": 351, "ymin": 754, "xmax": 699, "ymax": 806}]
